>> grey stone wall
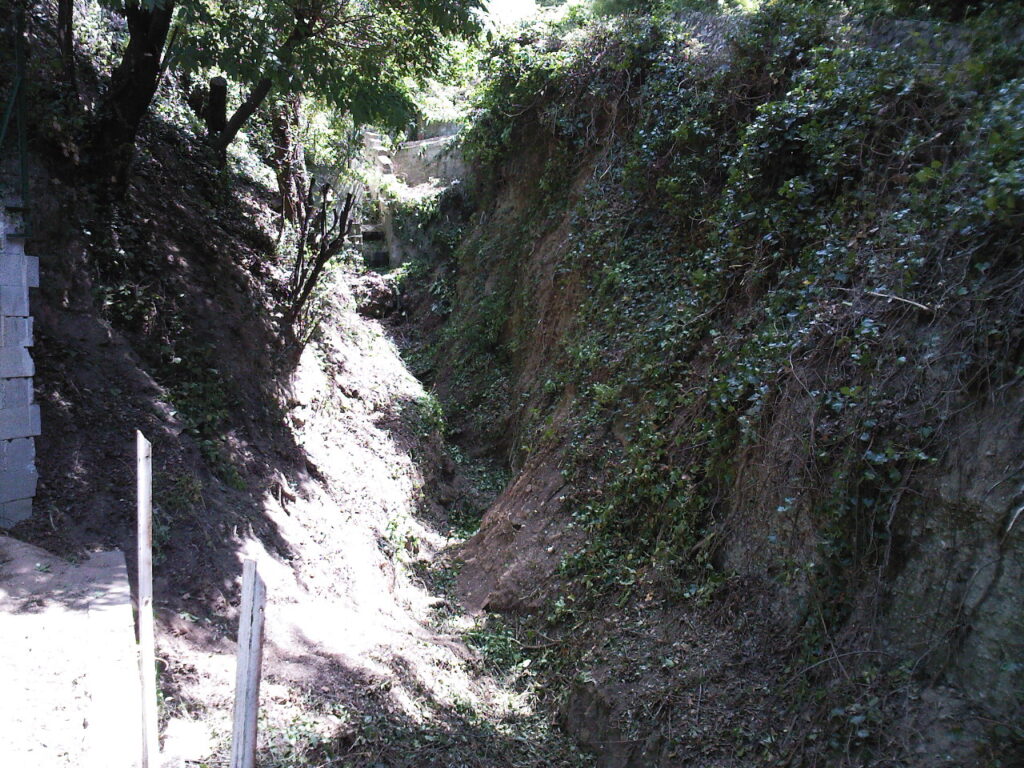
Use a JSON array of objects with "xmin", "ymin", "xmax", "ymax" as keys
[
  {"xmin": 0, "ymin": 200, "xmax": 38, "ymax": 527},
  {"xmin": 392, "ymin": 136, "xmax": 466, "ymax": 188}
]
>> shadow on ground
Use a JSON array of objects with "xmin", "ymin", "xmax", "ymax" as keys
[{"xmin": 10, "ymin": 113, "xmax": 309, "ymax": 631}]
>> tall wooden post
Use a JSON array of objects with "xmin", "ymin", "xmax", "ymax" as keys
[
  {"xmin": 137, "ymin": 431, "xmax": 159, "ymax": 767},
  {"xmin": 230, "ymin": 559, "xmax": 267, "ymax": 768}
]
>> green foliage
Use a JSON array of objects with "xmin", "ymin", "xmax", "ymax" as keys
[
  {"xmin": 171, "ymin": 0, "xmax": 486, "ymax": 132},
  {"xmin": 76, "ymin": 0, "xmax": 128, "ymax": 70},
  {"xmin": 593, "ymin": 0, "xmax": 738, "ymax": 16},
  {"xmin": 162, "ymin": 345, "xmax": 247, "ymax": 489},
  {"xmin": 408, "ymin": 391, "xmax": 447, "ymax": 437},
  {"xmin": 462, "ymin": 29, "xmax": 575, "ymax": 171},
  {"xmin": 462, "ymin": 13, "xmax": 668, "ymax": 174},
  {"xmin": 849, "ymin": 0, "xmax": 990, "ymax": 21},
  {"xmin": 465, "ymin": 617, "xmax": 530, "ymax": 673},
  {"xmin": 592, "ymin": 0, "xmax": 658, "ymax": 17},
  {"xmin": 445, "ymin": 0, "xmax": 1024, "ymax": 635},
  {"xmin": 296, "ymin": 100, "xmax": 361, "ymax": 171},
  {"xmin": 973, "ymin": 78, "xmax": 1024, "ymax": 223},
  {"xmin": 390, "ymin": 183, "xmax": 472, "ymax": 262}
]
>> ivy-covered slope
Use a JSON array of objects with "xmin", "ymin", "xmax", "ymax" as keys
[{"xmin": 415, "ymin": 4, "xmax": 1024, "ymax": 763}]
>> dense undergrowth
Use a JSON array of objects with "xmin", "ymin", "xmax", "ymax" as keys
[
  {"xmin": 458, "ymin": 0, "xmax": 1023, "ymax": 584},
  {"xmin": 415, "ymin": 1, "xmax": 1024, "ymax": 763}
]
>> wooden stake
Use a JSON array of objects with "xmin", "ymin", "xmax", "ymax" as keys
[
  {"xmin": 230, "ymin": 559, "xmax": 267, "ymax": 768},
  {"xmin": 137, "ymin": 431, "xmax": 159, "ymax": 768}
]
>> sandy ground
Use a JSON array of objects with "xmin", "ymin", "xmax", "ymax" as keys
[{"xmin": 0, "ymin": 537, "xmax": 141, "ymax": 768}]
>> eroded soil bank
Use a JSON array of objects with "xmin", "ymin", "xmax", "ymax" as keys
[{"xmin": 387, "ymin": 8, "xmax": 1024, "ymax": 766}]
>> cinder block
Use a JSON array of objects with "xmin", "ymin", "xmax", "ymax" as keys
[
  {"xmin": 0, "ymin": 497, "xmax": 32, "ymax": 527},
  {"xmin": 0, "ymin": 316, "xmax": 32, "ymax": 347},
  {"xmin": 0, "ymin": 437, "xmax": 35, "ymax": 472},
  {"xmin": 0, "ymin": 467, "xmax": 37, "ymax": 503},
  {"xmin": 0, "ymin": 253, "xmax": 38, "ymax": 288},
  {"xmin": 0, "ymin": 285, "xmax": 28, "ymax": 316},
  {"xmin": 0, "ymin": 347, "xmax": 33, "ymax": 378},
  {"xmin": 1, "ymin": 378, "xmax": 33, "ymax": 408},
  {"xmin": 9, "ymin": 437, "xmax": 35, "ymax": 465},
  {"xmin": 2, "ymin": 237, "xmax": 24, "ymax": 258},
  {"xmin": 0, "ymin": 404, "xmax": 40, "ymax": 440},
  {"xmin": 0, "ymin": 254, "xmax": 30, "ymax": 286},
  {"xmin": 3, "ymin": 235, "xmax": 27, "ymax": 259}
]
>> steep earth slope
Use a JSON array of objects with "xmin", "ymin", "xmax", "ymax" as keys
[{"xmin": 400, "ymin": 7, "xmax": 1024, "ymax": 766}]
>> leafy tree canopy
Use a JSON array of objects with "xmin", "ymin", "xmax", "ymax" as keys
[
  {"xmin": 91, "ymin": 0, "xmax": 485, "ymax": 176},
  {"xmin": 169, "ymin": 0, "xmax": 484, "ymax": 129}
]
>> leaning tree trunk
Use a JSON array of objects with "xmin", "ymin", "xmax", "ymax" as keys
[
  {"xmin": 88, "ymin": 1, "xmax": 175, "ymax": 189},
  {"xmin": 270, "ymin": 94, "xmax": 308, "ymax": 227}
]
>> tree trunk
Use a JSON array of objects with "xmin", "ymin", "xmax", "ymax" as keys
[
  {"xmin": 88, "ymin": 1, "xmax": 176, "ymax": 187},
  {"xmin": 57, "ymin": 0, "xmax": 76, "ymax": 92},
  {"xmin": 270, "ymin": 94, "xmax": 308, "ymax": 227},
  {"xmin": 205, "ymin": 21, "xmax": 311, "ymax": 158},
  {"xmin": 207, "ymin": 76, "xmax": 227, "ymax": 136},
  {"xmin": 208, "ymin": 77, "xmax": 274, "ymax": 155}
]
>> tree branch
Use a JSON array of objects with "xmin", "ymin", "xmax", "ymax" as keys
[
  {"xmin": 209, "ymin": 77, "xmax": 274, "ymax": 153},
  {"xmin": 287, "ymin": 192, "xmax": 355, "ymax": 325}
]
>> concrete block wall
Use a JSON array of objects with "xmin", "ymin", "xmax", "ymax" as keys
[
  {"xmin": 392, "ymin": 136, "xmax": 466, "ymax": 188},
  {"xmin": 0, "ymin": 200, "xmax": 38, "ymax": 528}
]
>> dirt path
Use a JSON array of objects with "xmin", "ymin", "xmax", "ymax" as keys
[
  {"xmin": 1, "ymin": 264, "xmax": 584, "ymax": 768},
  {"xmin": 0, "ymin": 537, "xmax": 141, "ymax": 768},
  {"xmin": 155, "ymin": 275, "xmax": 586, "ymax": 767}
]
